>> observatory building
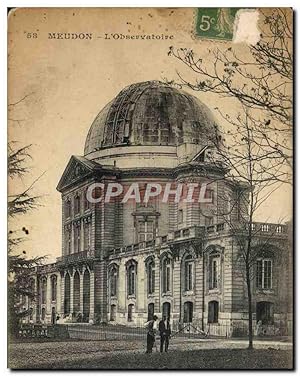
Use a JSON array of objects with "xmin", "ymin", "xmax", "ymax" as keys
[{"xmin": 27, "ymin": 81, "xmax": 291, "ymax": 336}]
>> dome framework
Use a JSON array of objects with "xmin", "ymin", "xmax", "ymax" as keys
[{"xmin": 84, "ymin": 81, "xmax": 218, "ymax": 156}]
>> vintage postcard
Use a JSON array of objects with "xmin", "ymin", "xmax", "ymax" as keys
[{"xmin": 8, "ymin": 7, "xmax": 293, "ymax": 369}]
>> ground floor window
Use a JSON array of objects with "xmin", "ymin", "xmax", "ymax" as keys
[
  {"xmin": 183, "ymin": 301, "xmax": 193, "ymax": 323},
  {"xmin": 147, "ymin": 303, "xmax": 154, "ymax": 321},
  {"xmin": 256, "ymin": 301, "xmax": 274, "ymax": 324},
  {"xmin": 51, "ymin": 307, "xmax": 56, "ymax": 325},
  {"xmin": 128, "ymin": 304, "xmax": 134, "ymax": 322},
  {"xmin": 110, "ymin": 304, "xmax": 116, "ymax": 321},
  {"xmin": 41, "ymin": 307, "xmax": 46, "ymax": 321},
  {"xmin": 208, "ymin": 300, "xmax": 219, "ymax": 323},
  {"xmin": 162, "ymin": 302, "xmax": 171, "ymax": 319}
]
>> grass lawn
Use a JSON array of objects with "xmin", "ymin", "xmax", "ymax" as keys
[{"xmin": 8, "ymin": 339, "xmax": 293, "ymax": 370}]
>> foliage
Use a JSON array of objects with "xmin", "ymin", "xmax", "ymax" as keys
[
  {"xmin": 168, "ymin": 8, "xmax": 293, "ymax": 181},
  {"xmin": 8, "ymin": 97, "xmax": 46, "ymax": 337},
  {"xmin": 168, "ymin": 9, "xmax": 292, "ymax": 348}
]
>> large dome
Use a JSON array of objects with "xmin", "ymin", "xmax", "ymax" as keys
[{"xmin": 84, "ymin": 81, "xmax": 218, "ymax": 156}]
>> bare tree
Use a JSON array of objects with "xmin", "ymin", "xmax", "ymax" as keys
[
  {"xmin": 168, "ymin": 8, "xmax": 293, "ymax": 181},
  {"xmin": 205, "ymin": 106, "xmax": 286, "ymax": 348}
]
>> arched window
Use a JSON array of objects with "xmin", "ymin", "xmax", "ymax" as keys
[
  {"xmin": 51, "ymin": 275, "xmax": 57, "ymax": 302},
  {"xmin": 83, "ymin": 269, "xmax": 90, "ymax": 322},
  {"xmin": 65, "ymin": 198, "xmax": 71, "ymax": 218},
  {"xmin": 74, "ymin": 194, "xmax": 81, "ymax": 215},
  {"xmin": 110, "ymin": 304, "xmax": 117, "ymax": 321},
  {"xmin": 183, "ymin": 301, "xmax": 193, "ymax": 323},
  {"xmin": 64, "ymin": 273, "xmax": 71, "ymax": 315},
  {"xmin": 162, "ymin": 256, "xmax": 172, "ymax": 293},
  {"xmin": 128, "ymin": 304, "xmax": 134, "ymax": 322},
  {"xmin": 41, "ymin": 307, "xmax": 46, "ymax": 321},
  {"xmin": 162, "ymin": 302, "xmax": 171, "ymax": 319},
  {"xmin": 147, "ymin": 303, "xmax": 154, "ymax": 321},
  {"xmin": 73, "ymin": 271, "xmax": 80, "ymax": 313},
  {"xmin": 126, "ymin": 261, "xmax": 137, "ymax": 296},
  {"xmin": 184, "ymin": 255, "xmax": 194, "ymax": 291},
  {"xmin": 208, "ymin": 301, "xmax": 219, "ymax": 323},
  {"xmin": 41, "ymin": 277, "xmax": 47, "ymax": 304},
  {"xmin": 109, "ymin": 265, "xmax": 118, "ymax": 297},
  {"xmin": 256, "ymin": 301, "xmax": 274, "ymax": 324},
  {"xmin": 146, "ymin": 259, "xmax": 155, "ymax": 295}
]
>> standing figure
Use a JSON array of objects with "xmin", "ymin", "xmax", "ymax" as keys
[
  {"xmin": 159, "ymin": 315, "xmax": 171, "ymax": 353},
  {"xmin": 145, "ymin": 315, "xmax": 158, "ymax": 353},
  {"xmin": 214, "ymin": 8, "xmax": 235, "ymax": 37}
]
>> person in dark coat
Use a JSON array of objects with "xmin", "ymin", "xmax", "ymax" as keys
[
  {"xmin": 145, "ymin": 315, "xmax": 158, "ymax": 353},
  {"xmin": 159, "ymin": 315, "xmax": 171, "ymax": 352}
]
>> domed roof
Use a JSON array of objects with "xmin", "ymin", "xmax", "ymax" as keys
[{"xmin": 84, "ymin": 81, "xmax": 218, "ymax": 156}]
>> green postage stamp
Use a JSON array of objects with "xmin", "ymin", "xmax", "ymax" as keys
[{"xmin": 196, "ymin": 8, "xmax": 242, "ymax": 40}]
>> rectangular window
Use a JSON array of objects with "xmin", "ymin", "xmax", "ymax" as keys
[
  {"xmin": 128, "ymin": 266, "xmax": 135, "ymax": 296},
  {"xmin": 263, "ymin": 260, "xmax": 272, "ymax": 289},
  {"xmin": 257, "ymin": 259, "xmax": 272, "ymax": 289},
  {"xmin": 178, "ymin": 209, "xmax": 183, "ymax": 224},
  {"xmin": 148, "ymin": 264, "xmax": 155, "ymax": 294},
  {"xmin": 166, "ymin": 266, "xmax": 170, "ymax": 292},
  {"xmin": 137, "ymin": 220, "xmax": 154, "ymax": 242},
  {"xmin": 184, "ymin": 261, "xmax": 193, "ymax": 291},
  {"xmin": 65, "ymin": 228, "xmax": 71, "ymax": 254},
  {"xmin": 74, "ymin": 195, "xmax": 81, "ymax": 215},
  {"xmin": 65, "ymin": 200, "xmax": 71, "ymax": 218},
  {"xmin": 74, "ymin": 225, "xmax": 81, "ymax": 253},
  {"xmin": 84, "ymin": 189, "xmax": 90, "ymax": 211},
  {"xmin": 51, "ymin": 277, "xmax": 57, "ymax": 301},
  {"xmin": 256, "ymin": 259, "xmax": 263, "ymax": 288},
  {"xmin": 209, "ymin": 258, "xmax": 219, "ymax": 290},
  {"xmin": 84, "ymin": 222, "xmax": 91, "ymax": 250}
]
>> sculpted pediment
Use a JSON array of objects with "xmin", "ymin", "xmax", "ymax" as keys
[{"xmin": 56, "ymin": 155, "xmax": 102, "ymax": 192}]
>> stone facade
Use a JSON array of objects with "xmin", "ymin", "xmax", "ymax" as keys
[{"xmin": 23, "ymin": 81, "xmax": 292, "ymax": 336}]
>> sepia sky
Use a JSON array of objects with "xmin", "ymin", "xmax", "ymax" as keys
[{"xmin": 8, "ymin": 8, "xmax": 292, "ymax": 263}]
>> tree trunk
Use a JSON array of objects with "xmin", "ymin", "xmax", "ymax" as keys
[{"xmin": 246, "ymin": 266, "xmax": 253, "ymax": 349}]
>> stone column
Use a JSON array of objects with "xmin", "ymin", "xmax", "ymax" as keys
[
  {"xmin": 31, "ymin": 277, "xmax": 37, "ymax": 323},
  {"xmin": 60, "ymin": 271, "xmax": 65, "ymax": 316},
  {"xmin": 46, "ymin": 275, "xmax": 51, "ymax": 322},
  {"xmin": 137, "ymin": 256, "xmax": 145, "ymax": 311},
  {"xmin": 81, "ymin": 220, "xmax": 84, "ymax": 252},
  {"xmin": 89, "ymin": 270, "xmax": 95, "ymax": 321},
  {"xmin": 70, "ymin": 272, "xmax": 74, "ymax": 316},
  {"xmin": 118, "ymin": 262, "xmax": 126, "ymax": 311},
  {"xmin": 56, "ymin": 273, "xmax": 61, "ymax": 315},
  {"xmin": 80, "ymin": 269, "xmax": 84, "ymax": 313}
]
